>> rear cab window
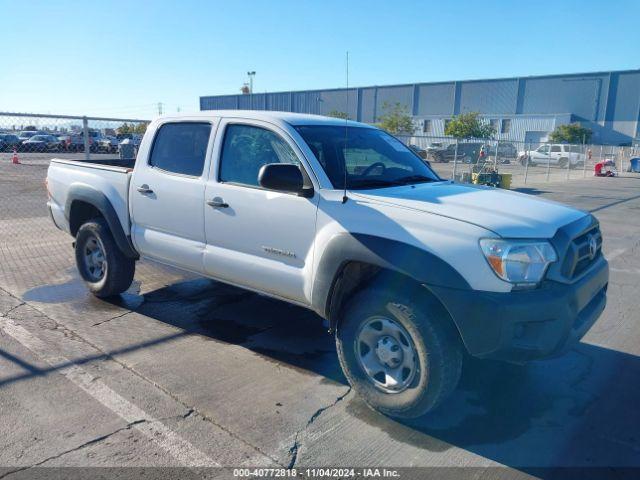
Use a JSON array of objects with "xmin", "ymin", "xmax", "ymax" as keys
[{"xmin": 149, "ymin": 122, "xmax": 212, "ymax": 176}]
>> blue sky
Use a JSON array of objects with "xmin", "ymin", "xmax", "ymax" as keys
[{"xmin": 1, "ymin": 0, "xmax": 638, "ymax": 119}]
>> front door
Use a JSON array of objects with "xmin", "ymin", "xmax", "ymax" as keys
[
  {"xmin": 130, "ymin": 120, "xmax": 215, "ymax": 273},
  {"xmin": 530, "ymin": 145, "xmax": 550, "ymax": 165},
  {"xmin": 203, "ymin": 120, "xmax": 319, "ymax": 304}
]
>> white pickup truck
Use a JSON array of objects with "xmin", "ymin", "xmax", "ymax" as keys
[
  {"xmin": 518, "ymin": 144, "xmax": 587, "ymax": 168},
  {"xmin": 47, "ymin": 111, "xmax": 608, "ymax": 418}
]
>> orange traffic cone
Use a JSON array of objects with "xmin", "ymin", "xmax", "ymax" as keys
[{"xmin": 12, "ymin": 148, "xmax": 20, "ymax": 164}]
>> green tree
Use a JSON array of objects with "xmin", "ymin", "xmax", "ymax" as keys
[
  {"xmin": 444, "ymin": 112, "xmax": 494, "ymax": 139},
  {"xmin": 133, "ymin": 122, "xmax": 148, "ymax": 134},
  {"xmin": 376, "ymin": 102, "xmax": 415, "ymax": 135},
  {"xmin": 327, "ymin": 110, "xmax": 349, "ymax": 120},
  {"xmin": 549, "ymin": 123, "xmax": 592, "ymax": 144},
  {"xmin": 117, "ymin": 123, "xmax": 134, "ymax": 135},
  {"xmin": 116, "ymin": 122, "xmax": 148, "ymax": 135}
]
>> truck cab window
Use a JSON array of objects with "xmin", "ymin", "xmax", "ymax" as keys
[
  {"xmin": 149, "ymin": 122, "xmax": 211, "ymax": 176},
  {"xmin": 219, "ymin": 124, "xmax": 300, "ymax": 187}
]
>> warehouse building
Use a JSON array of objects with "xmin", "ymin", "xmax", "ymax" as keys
[{"xmin": 200, "ymin": 69, "xmax": 640, "ymax": 145}]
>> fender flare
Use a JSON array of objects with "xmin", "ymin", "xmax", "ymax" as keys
[
  {"xmin": 311, "ymin": 233, "xmax": 470, "ymax": 320},
  {"xmin": 65, "ymin": 184, "xmax": 139, "ymax": 259}
]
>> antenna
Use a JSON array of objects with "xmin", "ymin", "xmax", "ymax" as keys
[{"xmin": 342, "ymin": 51, "xmax": 349, "ymax": 204}]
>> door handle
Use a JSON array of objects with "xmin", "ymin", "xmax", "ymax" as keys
[
  {"xmin": 206, "ymin": 198, "xmax": 229, "ymax": 208},
  {"xmin": 136, "ymin": 184, "xmax": 153, "ymax": 194}
]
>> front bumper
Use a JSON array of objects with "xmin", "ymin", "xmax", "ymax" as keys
[{"xmin": 430, "ymin": 256, "xmax": 609, "ymax": 362}]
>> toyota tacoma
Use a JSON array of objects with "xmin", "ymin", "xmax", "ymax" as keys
[{"xmin": 46, "ymin": 111, "xmax": 609, "ymax": 418}]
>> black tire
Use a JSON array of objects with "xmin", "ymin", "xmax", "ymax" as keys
[
  {"xmin": 558, "ymin": 157, "xmax": 568, "ymax": 168},
  {"xmin": 336, "ymin": 286, "xmax": 462, "ymax": 418},
  {"xmin": 75, "ymin": 218, "xmax": 135, "ymax": 298}
]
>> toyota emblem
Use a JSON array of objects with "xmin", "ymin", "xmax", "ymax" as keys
[{"xmin": 588, "ymin": 235, "xmax": 597, "ymax": 260}]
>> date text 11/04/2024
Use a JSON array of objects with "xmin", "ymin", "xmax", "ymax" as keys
[{"xmin": 232, "ymin": 468, "xmax": 400, "ymax": 477}]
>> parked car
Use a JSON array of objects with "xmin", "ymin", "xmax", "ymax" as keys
[
  {"xmin": 408, "ymin": 144, "xmax": 427, "ymax": 158},
  {"xmin": 476, "ymin": 142, "xmax": 518, "ymax": 164},
  {"xmin": 17, "ymin": 131, "xmax": 40, "ymax": 148},
  {"xmin": 63, "ymin": 133, "xmax": 98, "ymax": 152},
  {"xmin": 427, "ymin": 142, "xmax": 485, "ymax": 163},
  {"xmin": 0, "ymin": 133, "xmax": 21, "ymax": 152},
  {"xmin": 518, "ymin": 144, "xmax": 586, "ymax": 168},
  {"xmin": 58, "ymin": 135, "xmax": 72, "ymax": 151},
  {"xmin": 22, "ymin": 134, "xmax": 60, "ymax": 152},
  {"xmin": 47, "ymin": 111, "xmax": 608, "ymax": 419},
  {"xmin": 482, "ymin": 142, "xmax": 518, "ymax": 161},
  {"xmin": 97, "ymin": 136, "xmax": 119, "ymax": 153}
]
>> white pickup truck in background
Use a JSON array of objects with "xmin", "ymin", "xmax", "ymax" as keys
[
  {"xmin": 518, "ymin": 144, "xmax": 587, "ymax": 168},
  {"xmin": 46, "ymin": 111, "xmax": 608, "ymax": 418}
]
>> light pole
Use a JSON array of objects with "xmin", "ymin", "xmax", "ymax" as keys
[
  {"xmin": 247, "ymin": 71, "xmax": 256, "ymax": 94},
  {"xmin": 247, "ymin": 71, "xmax": 256, "ymax": 110}
]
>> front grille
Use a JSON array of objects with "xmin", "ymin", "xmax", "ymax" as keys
[{"xmin": 561, "ymin": 226, "xmax": 602, "ymax": 280}]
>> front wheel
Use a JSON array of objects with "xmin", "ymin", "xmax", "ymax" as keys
[
  {"xmin": 75, "ymin": 218, "xmax": 135, "ymax": 298},
  {"xmin": 336, "ymin": 286, "xmax": 462, "ymax": 418}
]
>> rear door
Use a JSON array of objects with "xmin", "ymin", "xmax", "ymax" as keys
[
  {"xmin": 202, "ymin": 119, "xmax": 320, "ymax": 304},
  {"xmin": 130, "ymin": 119, "xmax": 216, "ymax": 273},
  {"xmin": 549, "ymin": 145, "xmax": 562, "ymax": 164},
  {"xmin": 565, "ymin": 145, "xmax": 585, "ymax": 164}
]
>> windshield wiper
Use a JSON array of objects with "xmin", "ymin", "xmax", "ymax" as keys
[{"xmin": 392, "ymin": 175, "xmax": 437, "ymax": 185}]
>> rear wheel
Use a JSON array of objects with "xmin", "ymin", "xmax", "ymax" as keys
[
  {"xmin": 558, "ymin": 157, "xmax": 568, "ymax": 168},
  {"xmin": 336, "ymin": 286, "xmax": 462, "ymax": 418},
  {"xmin": 75, "ymin": 218, "xmax": 135, "ymax": 298}
]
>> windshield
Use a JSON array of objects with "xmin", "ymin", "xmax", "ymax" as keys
[{"xmin": 294, "ymin": 125, "xmax": 440, "ymax": 189}]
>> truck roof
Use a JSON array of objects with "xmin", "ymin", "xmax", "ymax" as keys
[{"xmin": 156, "ymin": 110, "xmax": 372, "ymax": 128}]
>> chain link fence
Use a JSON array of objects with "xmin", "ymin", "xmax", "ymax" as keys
[
  {"xmin": 0, "ymin": 112, "xmax": 149, "ymax": 165},
  {"xmin": 0, "ymin": 112, "xmax": 150, "ymax": 292},
  {"xmin": 397, "ymin": 134, "xmax": 640, "ymax": 187},
  {"xmin": 2, "ymin": 110, "xmax": 639, "ymax": 191}
]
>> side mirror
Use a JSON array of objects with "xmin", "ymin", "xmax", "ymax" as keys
[{"xmin": 258, "ymin": 163, "xmax": 313, "ymax": 197}]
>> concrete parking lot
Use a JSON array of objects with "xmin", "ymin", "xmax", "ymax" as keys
[{"xmin": 1, "ymin": 152, "xmax": 639, "ymax": 477}]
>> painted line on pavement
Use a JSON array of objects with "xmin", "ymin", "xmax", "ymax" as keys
[{"xmin": 0, "ymin": 316, "xmax": 219, "ymax": 467}]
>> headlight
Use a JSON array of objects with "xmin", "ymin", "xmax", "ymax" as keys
[{"xmin": 480, "ymin": 239, "xmax": 557, "ymax": 286}]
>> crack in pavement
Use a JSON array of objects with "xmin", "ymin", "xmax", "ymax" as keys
[
  {"xmin": 0, "ymin": 419, "xmax": 147, "ymax": 479},
  {"xmin": 0, "ymin": 302, "xmax": 26, "ymax": 319},
  {"xmin": 181, "ymin": 408, "xmax": 195, "ymax": 419},
  {"xmin": 287, "ymin": 387, "xmax": 352, "ymax": 469},
  {"xmin": 91, "ymin": 310, "xmax": 132, "ymax": 327}
]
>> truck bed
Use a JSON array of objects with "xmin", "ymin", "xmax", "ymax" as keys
[
  {"xmin": 47, "ymin": 158, "xmax": 134, "ymax": 237},
  {"xmin": 51, "ymin": 157, "xmax": 136, "ymax": 170}
]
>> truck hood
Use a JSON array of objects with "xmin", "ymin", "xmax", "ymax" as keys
[{"xmin": 352, "ymin": 181, "xmax": 587, "ymax": 238}]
